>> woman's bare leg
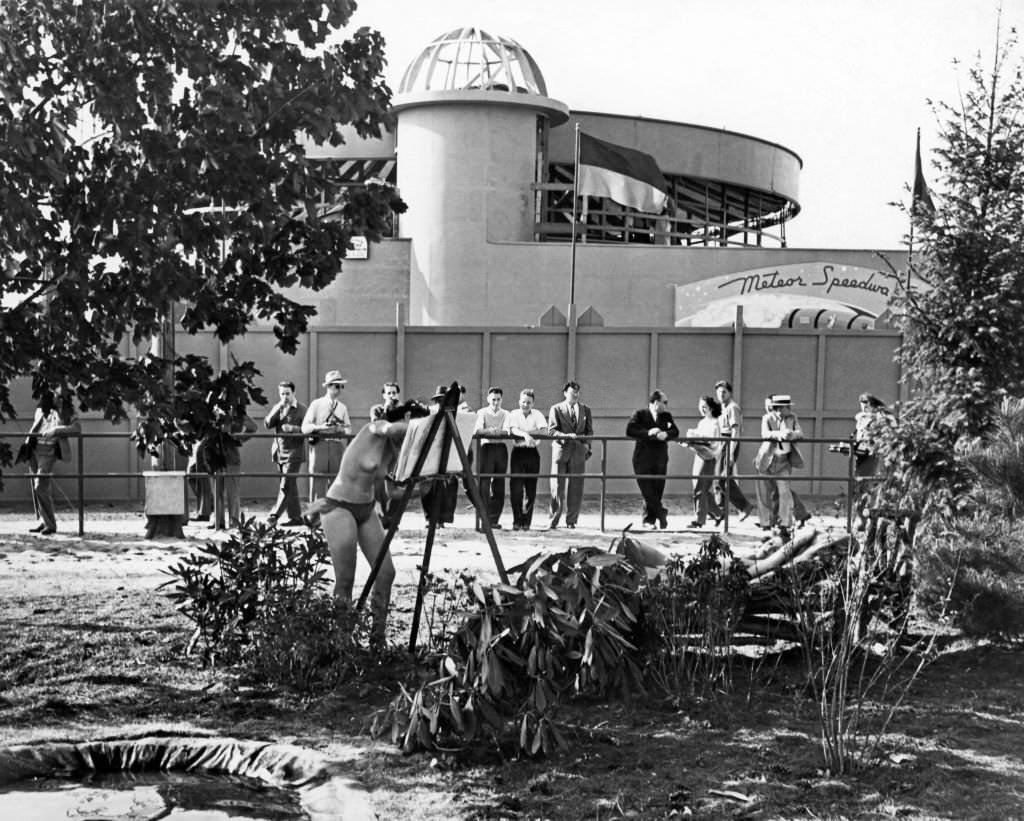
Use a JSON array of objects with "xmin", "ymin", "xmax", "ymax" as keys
[{"xmin": 322, "ymin": 509, "xmax": 359, "ymax": 600}]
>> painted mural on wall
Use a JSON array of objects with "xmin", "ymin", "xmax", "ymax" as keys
[{"xmin": 674, "ymin": 262, "xmax": 904, "ymax": 329}]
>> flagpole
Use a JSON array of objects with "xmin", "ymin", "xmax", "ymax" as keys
[
  {"xmin": 907, "ymin": 128, "xmax": 920, "ymax": 293},
  {"xmin": 568, "ymin": 123, "xmax": 581, "ymax": 326}
]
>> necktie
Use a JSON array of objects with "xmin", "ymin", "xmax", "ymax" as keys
[{"xmin": 570, "ymin": 406, "xmax": 577, "ymax": 426}]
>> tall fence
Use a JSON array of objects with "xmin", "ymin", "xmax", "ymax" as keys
[{"xmin": 0, "ymin": 315, "xmax": 903, "ymax": 505}]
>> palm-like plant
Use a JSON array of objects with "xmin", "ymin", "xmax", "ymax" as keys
[{"xmin": 962, "ymin": 396, "xmax": 1024, "ymax": 520}]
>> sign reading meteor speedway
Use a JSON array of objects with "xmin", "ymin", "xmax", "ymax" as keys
[{"xmin": 674, "ymin": 262, "xmax": 903, "ymax": 327}]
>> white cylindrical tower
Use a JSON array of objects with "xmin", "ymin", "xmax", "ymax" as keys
[{"xmin": 393, "ymin": 28, "xmax": 568, "ymax": 325}]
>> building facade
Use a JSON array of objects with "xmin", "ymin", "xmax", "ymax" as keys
[
  {"xmin": 290, "ymin": 26, "xmax": 908, "ymax": 330},
  {"xmin": 0, "ymin": 28, "xmax": 909, "ymax": 508}
]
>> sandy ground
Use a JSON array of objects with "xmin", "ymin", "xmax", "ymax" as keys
[
  {"xmin": 7, "ymin": 500, "xmax": 1024, "ymax": 821},
  {"xmin": 0, "ymin": 496, "xmax": 847, "ymax": 598}
]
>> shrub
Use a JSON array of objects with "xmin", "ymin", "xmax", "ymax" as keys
[
  {"xmin": 372, "ymin": 547, "xmax": 647, "ymax": 757},
  {"xmin": 962, "ymin": 396, "xmax": 1024, "ymax": 520},
  {"xmin": 639, "ymin": 533, "xmax": 750, "ymax": 701},
  {"xmin": 249, "ymin": 593, "xmax": 371, "ymax": 693},
  {"xmin": 782, "ymin": 516, "xmax": 935, "ymax": 775},
  {"xmin": 414, "ymin": 568, "xmax": 472, "ymax": 656},
  {"xmin": 160, "ymin": 518, "xmax": 373, "ymax": 689},
  {"xmin": 916, "ymin": 512, "xmax": 1024, "ymax": 640}
]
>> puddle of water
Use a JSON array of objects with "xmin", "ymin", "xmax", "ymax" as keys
[{"xmin": 0, "ymin": 770, "xmax": 309, "ymax": 820}]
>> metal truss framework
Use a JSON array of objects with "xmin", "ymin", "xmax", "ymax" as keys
[
  {"xmin": 313, "ymin": 157, "xmax": 798, "ymax": 248},
  {"xmin": 535, "ymin": 162, "xmax": 798, "ymax": 248}
]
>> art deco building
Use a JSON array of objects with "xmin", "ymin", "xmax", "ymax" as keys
[{"xmin": 293, "ymin": 26, "xmax": 905, "ymax": 330}]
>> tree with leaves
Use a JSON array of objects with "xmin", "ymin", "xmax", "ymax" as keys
[
  {"xmin": 0, "ymin": 0, "xmax": 405, "ymax": 482},
  {"xmin": 881, "ymin": 27, "xmax": 1024, "ymax": 515}
]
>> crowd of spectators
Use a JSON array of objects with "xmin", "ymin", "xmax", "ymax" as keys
[{"xmin": 18, "ymin": 372, "xmax": 887, "ymax": 539}]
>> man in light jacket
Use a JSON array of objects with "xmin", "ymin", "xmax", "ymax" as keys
[
  {"xmin": 302, "ymin": 369, "xmax": 352, "ymax": 502},
  {"xmin": 754, "ymin": 393, "xmax": 804, "ymax": 540}
]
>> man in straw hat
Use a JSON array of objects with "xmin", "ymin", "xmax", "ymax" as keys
[
  {"xmin": 302, "ymin": 369, "xmax": 352, "ymax": 502},
  {"xmin": 753, "ymin": 393, "xmax": 804, "ymax": 541}
]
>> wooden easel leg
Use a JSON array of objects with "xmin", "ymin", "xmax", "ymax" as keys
[
  {"xmin": 356, "ymin": 398, "xmax": 513, "ymax": 654},
  {"xmin": 448, "ymin": 417, "xmax": 509, "ymax": 584},
  {"xmin": 409, "ymin": 475, "xmax": 447, "ymax": 651},
  {"xmin": 409, "ymin": 509, "xmax": 440, "ymax": 653}
]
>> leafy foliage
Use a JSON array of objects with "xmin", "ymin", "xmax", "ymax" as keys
[
  {"xmin": 0, "ymin": 1, "xmax": 405, "ymax": 473},
  {"xmin": 962, "ymin": 396, "xmax": 1024, "ymax": 520},
  {"xmin": 372, "ymin": 547, "xmax": 648, "ymax": 757},
  {"xmin": 132, "ymin": 355, "xmax": 266, "ymax": 469},
  {"xmin": 162, "ymin": 520, "xmax": 324, "ymax": 658},
  {"xmin": 160, "ymin": 518, "xmax": 375, "ymax": 691},
  {"xmin": 639, "ymin": 534, "xmax": 750, "ymax": 700},
  {"xmin": 877, "ymin": 32, "xmax": 1024, "ymax": 515},
  {"xmin": 249, "ymin": 591, "xmax": 371, "ymax": 693},
  {"xmin": 871, "ymin": 398, "xmax": 976, "ymax": 517}
]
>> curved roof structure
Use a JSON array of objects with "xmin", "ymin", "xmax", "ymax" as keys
[{"xmin": 398, "ymin": 27, "xmax": 549, "ymax": 96}]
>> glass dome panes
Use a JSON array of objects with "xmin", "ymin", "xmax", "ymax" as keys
[{"xmin": 399, "ymin": 27, "xmax": 548, "ymax": 96}]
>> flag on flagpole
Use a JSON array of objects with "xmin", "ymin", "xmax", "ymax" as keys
[
  {"xmin": 577, "ymin": 132, "xmax": 669, "ymax": 214},
  {"xmin": 913, "ymin": 130, "xmax": 934, "ymax": 214}
]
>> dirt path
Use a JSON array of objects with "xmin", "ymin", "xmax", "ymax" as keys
[{"xmin": 0, "ymin": 501, "xmax": 846, "ymax": 597}]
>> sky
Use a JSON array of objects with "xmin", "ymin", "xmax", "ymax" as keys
[{"xmin": 345, "ymin": 0, "xmax": 1023, "ymax": 250}]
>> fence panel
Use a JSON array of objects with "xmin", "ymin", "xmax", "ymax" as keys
[{"xmin": 0, "ymin": 323, "xmax": 902, "ymax": 505}]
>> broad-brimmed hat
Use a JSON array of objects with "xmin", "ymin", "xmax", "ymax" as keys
[
  {"xmin": 430, "ymin": 385, "xmax": 448, "ymax": 401},
  {"xmin": 770, "ymin": 393, "xmax": 792, "ymax": 407},
  {"xmin": 322, "ymin": 370, "xmax": 347, "ymax": 387}
]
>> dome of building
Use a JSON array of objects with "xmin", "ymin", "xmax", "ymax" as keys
[{"xmin": 398, "ymin": 27, "xmax": 549, "ymax": 96}]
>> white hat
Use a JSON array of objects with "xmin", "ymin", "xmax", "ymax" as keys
[
  {"xmin": 770, "ymin": 394, "xmax": 792, "ymax": 407},
  {"xmin": 322, "ymin": 370, "xmax": 347, "ymax": 386}
]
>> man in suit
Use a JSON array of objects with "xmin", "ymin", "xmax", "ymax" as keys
[
  {"xmin": 626, "ymin": 389, "xmax": 679, "ymax": 529},
  {"xmin": 547, "ymin": 380, "xmax": 593, "ymax": 529},
  {"xmin": 302, "ymin": 369, "xmax": 352, "ymax": 502},
  {"xmin": 265, "ymin": 380, "xmax": 308, "ymax": 526},
  {"xmin": 754, "ymin": 393, "xmax": 804, "ymax": 540}
]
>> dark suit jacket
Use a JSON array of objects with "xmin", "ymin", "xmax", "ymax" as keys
[
  {"xmin": 265, "ymin": 401, "xmax": 308, "ymax": 464},
  {"xmin": 547, "ymin": 400, "xmax": 593, "ymax": 462},
  {"xmin": 626, "ymin": 407, "xmax": 679, "ymax": 462}
]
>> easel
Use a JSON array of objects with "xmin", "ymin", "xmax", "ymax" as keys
[{"xmin": 356, "ymin": 382, "xmax": 509, "ymax": 651}]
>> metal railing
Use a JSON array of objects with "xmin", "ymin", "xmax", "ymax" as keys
[
  {"xmin": 2, "ymin": 429, "xmax": 870, "ymax": 538},
  {"xmin": 469, "ymin": 432, "xmax": 867, "ymax": 534}
]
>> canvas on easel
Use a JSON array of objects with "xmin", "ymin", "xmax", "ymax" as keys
[{"xmin": 357, "ymin": 381, "xmax": 508, "ymax": 651}]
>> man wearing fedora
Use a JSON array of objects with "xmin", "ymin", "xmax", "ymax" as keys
[{"xmin": 302, "ymin": 370, "xmax": 352, "ymax": 502}]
